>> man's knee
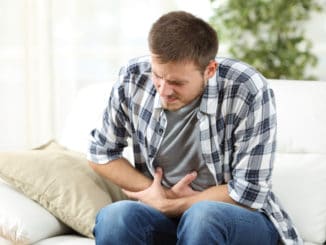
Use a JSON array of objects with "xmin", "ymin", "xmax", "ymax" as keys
[
  {"xmin": 180, "ymin": 200, "xmax": 232, "ymax": 225},
  {"xmin": 177, "ymin": 201, "xmax": 232, "ymax": 244},
  {"xmin": 94, "ymin": 200, "xmax": 146, "ymax": 241},
  {"xmin": 95, "ymin": 200, "xmax": 144, "ymax": 228}
]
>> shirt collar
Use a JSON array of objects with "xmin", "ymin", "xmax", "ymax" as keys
[
  {"xmin": 199, "ymin": 74, "xmax": 219, "ymax": 115},
  {"xmin": 153, "ymin": 74, "xmax": 219, "ymax": 115},
  {"xmin": 153, "ymin": 90, "xmax": 162, "ymax": 109}
]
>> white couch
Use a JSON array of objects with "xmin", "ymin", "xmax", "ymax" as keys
[{"xmin": 1, "ymin": 79, "xmax": 326, "ymax": 245}]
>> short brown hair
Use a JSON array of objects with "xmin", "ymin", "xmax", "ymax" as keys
[{"xmin": 148, "ymin": 11, "xmax": 218, "ymax": 71}]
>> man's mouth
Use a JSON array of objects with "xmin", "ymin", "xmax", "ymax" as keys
[{"xmin": 162, "ymin": 96, "xmax": 178, "ymax": 103}]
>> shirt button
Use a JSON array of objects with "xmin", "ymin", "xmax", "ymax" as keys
[{"xmin": 149, "ymin": 151, "xmax": 155, "ymax": 158}]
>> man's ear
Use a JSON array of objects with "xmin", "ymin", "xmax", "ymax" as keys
[{"xmin": 204, "ymin": 60, "xmax": 218, "ymax": 80}]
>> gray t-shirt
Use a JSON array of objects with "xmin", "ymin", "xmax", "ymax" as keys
[{"xmin": 153, "ymin": 98, "xmax": 216, "ymax": 191}]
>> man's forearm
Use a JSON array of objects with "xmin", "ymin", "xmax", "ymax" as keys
[
  {"xmin": 89, "ymin": 158, "xmax": 152, "ymax": 191},
  {"xmin": 162, "ymin": 184, "xmax": 250, "ymax": 217}
]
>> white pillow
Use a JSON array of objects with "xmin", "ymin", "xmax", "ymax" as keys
[
  {"xmin": 272, "ymin": 153, "xmax": 326, "ymax": 244},
  {"xmin": 0, "ymin": 178, "xmax": 71, "ymax": 244}
]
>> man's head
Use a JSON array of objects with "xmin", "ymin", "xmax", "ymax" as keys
[
  {"xmin": 148, "ymin": 11, "xmax": 218, "ymax": 111},
  {"xmin": 148, "ymin": 11, "xmax": 218, "ymax": 71}
]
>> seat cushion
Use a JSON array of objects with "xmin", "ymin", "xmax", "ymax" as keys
[
  {"xmin": 272, "ymin": 153, "xmax": 326, "ymax": 244},
  {"xmin": 33, "ymin": 235, "xmax": 95, "ymax": 245}
]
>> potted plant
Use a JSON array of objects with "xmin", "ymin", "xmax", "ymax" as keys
[{"xmin": 209, "ymin": 0, "xmax": 323, "ymax": 80}]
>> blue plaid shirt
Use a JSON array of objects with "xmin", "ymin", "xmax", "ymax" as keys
[{"xmin": 88, "ymin": 56, "xmax": 302, "ymax": 244}]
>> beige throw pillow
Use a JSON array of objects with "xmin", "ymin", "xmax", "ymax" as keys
[{"xmin": 0, "ymin": 140, "xmax": 126, "ymax": 238}]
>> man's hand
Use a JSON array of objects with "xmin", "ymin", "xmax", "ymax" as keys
[
  {"xmin": 166, "ymin": 171, "xmax": 199, "ymax": 198},
  {"xmin": 122, "ymin": 168, "xmax": 199, "ymax": 216},
  {"xmin": 122, "ymin": 168, "xmax": 248, "ymax": 216},
  {"xmin": 122, "ymin": 168, "xmax": 169, "ymax": 211}
]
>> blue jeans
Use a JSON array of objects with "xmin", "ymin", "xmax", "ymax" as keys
[{"xmin": 94, "ymin": 200, "xmax": 279, "ymax": 245}]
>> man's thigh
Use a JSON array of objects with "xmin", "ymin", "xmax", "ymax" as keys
[
  {"xmin": 178, "ymin": 201, "xmax": 279, "ymax": 245},
  {"xmin": 94, "ymin": 200, "xmax": 178, "ymax": 245}
]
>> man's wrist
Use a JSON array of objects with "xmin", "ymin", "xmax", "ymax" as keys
[{"xmin": 160, "ymin": 196, "xmax": 190, "ymax": 217}]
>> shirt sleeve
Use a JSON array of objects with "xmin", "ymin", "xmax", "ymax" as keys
[
  {"xmin": 87, "ymin": 67, "xmax": 131, "ymax": 164},
  {"xmin": 227, "ymin": 86, "xmax": 277, "ymax": 209}
]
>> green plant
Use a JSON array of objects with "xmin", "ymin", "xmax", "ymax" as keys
[{"xmin": 209, "ymin": 0, "xmax": 323, "ymax": 80}]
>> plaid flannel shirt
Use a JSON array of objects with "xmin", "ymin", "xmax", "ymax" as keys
[{"xmin": 87, "ymin": 56, "xmax": 303, "ymax": 244}]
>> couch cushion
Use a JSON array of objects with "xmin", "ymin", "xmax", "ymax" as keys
[
  {"xmin": 0, "ymin": 178, "xmax": 70, "ymax": 244},
  {"xmin": 272, "ymin": 153, "xmax": 326, "ymax": 244},
  {"xmin": 0, "ymin": 141, "xmax": 126, "ymax": 239}
]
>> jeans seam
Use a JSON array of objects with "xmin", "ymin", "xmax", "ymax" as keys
[{"xmin": 144, "ymin": 226, "xmax": 153, "ymax": 244}]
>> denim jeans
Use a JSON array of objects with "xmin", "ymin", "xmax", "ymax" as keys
[{"xmin": 93, "ymin": 200, "xmax": 279, "ymax": 245}]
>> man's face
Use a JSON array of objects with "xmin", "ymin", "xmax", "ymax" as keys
[{"xmin": 151, "ymin": 55, "xmax": 216, "ymax": 111}]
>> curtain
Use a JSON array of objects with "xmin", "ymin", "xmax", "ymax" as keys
[{"xmin": 0, "ymin": 0, "xmax": 232, "ymax": 150}]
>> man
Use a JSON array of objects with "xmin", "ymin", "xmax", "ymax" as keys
[{"xmin": 88, "ymin": 11, "xmax": 302, "ymax": 245}]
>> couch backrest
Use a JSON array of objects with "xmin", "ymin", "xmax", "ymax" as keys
[
  {"xmin": 60, "ymin": 80, "xmax": 326, "ymax": 153},
  {"xmin": 58, "ymin": 82, "xmax": 113, "ymax": 153},
  {"xmin": 269, "ymin": 79, "xmax": 326, "ymax": 154},
  {"xmin": 268, "ymin": 79, "xmax": 326, "ymax": 244},
  {"xmin": 60, "ymin": 79, "xmax": 326, "ymax": 155}
]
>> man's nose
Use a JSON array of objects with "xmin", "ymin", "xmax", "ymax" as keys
[{"xmin": 158, "ymin": 80, "xmax": 173, "ymax": 96}]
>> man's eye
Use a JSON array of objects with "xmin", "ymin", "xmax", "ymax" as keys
[
  {"xmin": 170, "ymin": 81, "xmax": 183, "ymax": 86},
  {"xmin": 153, "ymin": 73, "xmax": 161, "ymax": 79}
]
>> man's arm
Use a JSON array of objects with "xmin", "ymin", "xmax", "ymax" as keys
[
  {"xmin": 89, "ymin": 159, "xmax": 200, "ymax": 199},
  {"xmin": 163, "ymin": 184, "xmax": 243, "ymax": 217},
  {"xmin": 159, "ymin": 185, "xmax": 237, "ymax": 217},
  {"xmin": 89, "ymin": 158, "xmax": 152, "ymax": 192}
]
